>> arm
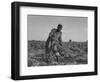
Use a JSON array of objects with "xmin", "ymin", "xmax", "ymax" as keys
[{"xmin": 58, "ymin": 32, "xmax": 63, "ymax": 46}]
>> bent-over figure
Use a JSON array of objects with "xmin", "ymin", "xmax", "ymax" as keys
[{"xmin": 45, "ymin": 24, "xmax": 63, "ymax": 63}]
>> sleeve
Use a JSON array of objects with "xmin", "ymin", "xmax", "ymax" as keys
[{"xmin": 48, "ymin": 28, "xmax": 56, "ymax": 37}]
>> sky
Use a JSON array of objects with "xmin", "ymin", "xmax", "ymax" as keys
[{"xmin": 27, "ymin": 15, "xmax": 88, "ymax": 42}]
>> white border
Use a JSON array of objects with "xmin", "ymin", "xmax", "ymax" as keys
[{"xmin": 20, "ymin": 6, "xmax": 94, "ymax": 76}]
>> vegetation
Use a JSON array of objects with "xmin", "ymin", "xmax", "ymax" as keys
[{"xmin": 28, "ymin": 40, "xmax": 88, "ymax": 67}]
